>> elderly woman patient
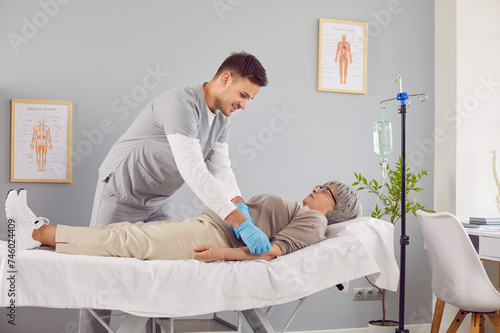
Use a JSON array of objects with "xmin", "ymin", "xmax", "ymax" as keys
[{"xmin": 5, "ymin": 180, "xmax": 362, "ymax": 263}]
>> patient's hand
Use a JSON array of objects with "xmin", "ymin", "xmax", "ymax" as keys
[
  {"xmin": 194, "ymin": 244, "xmax": 282, "ymax": 263},
  {"xmin": 193, "ymin": 245, "xmax": 227, "ymax": 263}
]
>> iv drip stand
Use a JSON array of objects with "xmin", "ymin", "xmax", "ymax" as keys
[{"xmin": 379, "ymin": 75, "xmax": 427, "ymax": 333}]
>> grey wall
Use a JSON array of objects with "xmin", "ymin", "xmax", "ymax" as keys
[{"xmin": 0, "ymin": 0, "xmax": 435, "ymax": 332}]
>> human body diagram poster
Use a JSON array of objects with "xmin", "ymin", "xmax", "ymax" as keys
[
  {"xmin": 11, "ymin": 99, "xmax": 72, "ymax": 183},
  {"xmin": 318, "ymin": 18, "xmax": 367, "ymax": 94}
]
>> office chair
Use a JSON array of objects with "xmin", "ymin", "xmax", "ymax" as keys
[{"xmin": 417, "ymin": 210, "xmax": 500, "ymax": 333}]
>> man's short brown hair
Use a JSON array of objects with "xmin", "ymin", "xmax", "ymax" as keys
[{"xmin": 215, "ymin": 51, "xmax": 268, "ymax": 87}]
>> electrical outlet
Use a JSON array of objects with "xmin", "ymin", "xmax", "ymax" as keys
[
  {"xmin": 365, "ymin": 288, "xmax": 375, "ymax": 299},
  {"xmin": 353, "ymin": 288, "xmax": 364, "ymax": 300},
  {"xmin": 364, "ymin": 287, "xmax": 383, "ymax": 300},
  {"xmin": 353, "ymin": 287, "xmax": 383, "ymax": 301}
]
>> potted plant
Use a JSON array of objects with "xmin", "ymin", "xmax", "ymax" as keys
[{"xmin": 352, "ymin": 157, "xmax": 434, "ymax": 332}]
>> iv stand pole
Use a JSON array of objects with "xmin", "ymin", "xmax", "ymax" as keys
[
  {"xmin": 396, "ymin": 83, "xmax": 409, "ymax": 333},
  {"xmin": 379, "ymin": 75, "xmax": 427, "ymax": 333}
]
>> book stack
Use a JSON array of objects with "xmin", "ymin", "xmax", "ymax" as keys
[{"xmin": 469, "ymin": 217, "xmax": 500, "ymax": 225}]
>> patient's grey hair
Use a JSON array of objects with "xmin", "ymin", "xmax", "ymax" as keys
[{"xmin": 323, "ymin": 180, "xmax": 362, "ymax": 224}]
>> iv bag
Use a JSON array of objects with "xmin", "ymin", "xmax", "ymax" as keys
[{"xmin": 373, "ymin": 121, "xmax": 392, "ymax": 159}]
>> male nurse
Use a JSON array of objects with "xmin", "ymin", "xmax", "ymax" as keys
[{"xmin": 81, "ymin": 52, "xmax": 270, "ymax": 333}]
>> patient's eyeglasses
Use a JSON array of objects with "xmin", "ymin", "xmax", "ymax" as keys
[{"xmin": 315, "ymin": 185, "xmax": 337, "ymax": 206}]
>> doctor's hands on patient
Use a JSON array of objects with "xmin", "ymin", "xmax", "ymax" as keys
[
  {"xmin": 233, "ymin": 220, "xmax": 271, "ymax": 254},
  {"xmin": 193, "ymin": 244, "xmax": 281, "ymax": 263},
  {"xmin": 225, "ymin": 202, "xmax": 271, "ymax": 255},
  {"xmin": 232, "ymin": 203, "xmax": 271, "ymax": 254}
]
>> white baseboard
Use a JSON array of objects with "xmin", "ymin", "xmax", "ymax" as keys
[{"xmin": 291, "ymin": 323, "xmax": 432, "ymax": 333}]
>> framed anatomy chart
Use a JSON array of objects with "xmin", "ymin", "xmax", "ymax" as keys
[
  {"xmin": 11, "ymin": 99, "xmax": 72, "ymax": 183},
  {"xmin": 318, "ymin": 18, "xmax": 367, "ymax": 94}
]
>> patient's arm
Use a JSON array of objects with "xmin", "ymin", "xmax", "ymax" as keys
[{"xmin": 193, "ymin": 244, "xmax": 282, "ymax": 263}]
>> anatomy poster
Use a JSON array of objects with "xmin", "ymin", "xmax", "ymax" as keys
[
  {"xmin": 11, "ymin": 99, "xmax": 72, "ymax": 183},
  {"xmin": 318, "ymin": 18, "xmax": 367, "ymax": 94}
]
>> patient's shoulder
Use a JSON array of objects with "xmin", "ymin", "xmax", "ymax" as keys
[{"xmin": 248, "ymin": 194, "xmax": 297, "ymax": 208}]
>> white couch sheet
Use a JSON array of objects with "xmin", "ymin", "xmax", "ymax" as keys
[{"xmin": 0, "ymin": 217, "xmax": 398, "ymax": 317}]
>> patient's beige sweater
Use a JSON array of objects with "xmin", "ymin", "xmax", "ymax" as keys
[{"xmin": 204, "ymin": 194, "xmax": 327, "ymax": 255}]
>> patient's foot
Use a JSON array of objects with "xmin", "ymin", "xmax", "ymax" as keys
[{"xmin": 5, "ymin": 190, "xmax": 44, "ymax": 250}]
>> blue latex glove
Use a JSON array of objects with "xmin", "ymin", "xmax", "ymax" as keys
[
  {"xmin": 233, "ymin": 220, "xmax": 271, "ymax": 255},
  {"xmin": 235, "ymin": 203, "xmax": 252, "ymax": 234}
]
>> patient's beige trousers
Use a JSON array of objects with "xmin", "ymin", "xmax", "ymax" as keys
[{"xmin": 55, "ymin": 214, "xmax": 231, "ymax": 260}]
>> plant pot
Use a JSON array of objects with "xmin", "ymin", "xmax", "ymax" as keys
[{"xmin": 368, "ymin": 320, "xmax": 399, "ymax": 333}]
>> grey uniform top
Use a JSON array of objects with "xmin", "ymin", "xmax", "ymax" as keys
[
  {"xmin": 99, "ymin": 84, "xmax": 231, "ymax": 209},
  {"xmin": 205, "ymin": 194, "xmax": 328, "ymax": 255}
]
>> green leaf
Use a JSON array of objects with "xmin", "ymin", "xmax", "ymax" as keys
[{"xmin": 352, "ymin": 159, "xmax": 432, "ymax": 225}]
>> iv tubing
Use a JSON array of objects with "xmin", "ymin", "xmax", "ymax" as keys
[{"xmin": 368, "ymin": 162, "xmax": 388, "ymax": 218}]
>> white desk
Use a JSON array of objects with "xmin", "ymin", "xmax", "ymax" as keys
[
  {"xmin": 467, "ymin": 226, "xmax": 500, "ymax": 291},
  {"xmin": 466, "ymin": 227, "xmax": 500, "ymax": 261}
]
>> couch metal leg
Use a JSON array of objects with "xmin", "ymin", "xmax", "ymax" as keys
[{"xmin": 242, "ymin": 309, "xmax": 276, "ymax": 333}]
